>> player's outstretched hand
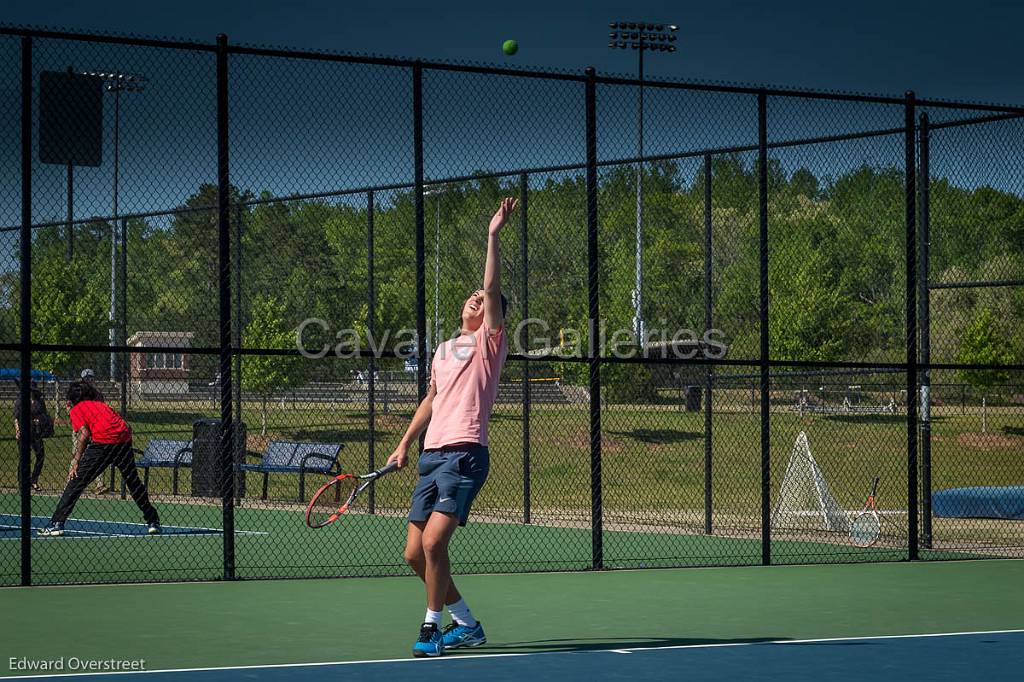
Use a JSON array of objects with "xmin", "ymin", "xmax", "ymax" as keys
[{"xmin": 488, "ymin": 197, "xmax": 519, "ymax": 236}]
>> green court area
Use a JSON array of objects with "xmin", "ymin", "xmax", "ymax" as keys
[
  {"xmin": 0, "ymin": 490, "xmax": 984, "ymax": 586},
  {"xmin": 1, "ymin": 560, "xmax": 1022, "ymax": 676}
]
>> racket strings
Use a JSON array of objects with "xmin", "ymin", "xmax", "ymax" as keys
[
  {"xmin": 850, "ymin": 512, "xmax": 881, "ymax": 547},
  {"xmin": 307, "ymin": 475, "xmax": 358, "ymax": 528}
]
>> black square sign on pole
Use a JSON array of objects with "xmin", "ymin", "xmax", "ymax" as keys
[{"xmin": 39, "ymin": 70, "xmax": 103, "ymax": 167}]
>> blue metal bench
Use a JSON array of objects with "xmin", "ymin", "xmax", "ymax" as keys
[
  {"xmin": 121, "ymin": 438, "xmax": 193, "ymax": 497},
  {"xmin": 239, "ymin": 440, "xmax": 345, "ymax": 500}
]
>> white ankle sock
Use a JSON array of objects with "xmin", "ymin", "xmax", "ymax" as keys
[
  {"xmin": 447, "ymin": 598, "xmax": 477, "ymax": 627},
  {"xmin": 424, "ymin": 609, "xmax": 443, "ymax": 626}
]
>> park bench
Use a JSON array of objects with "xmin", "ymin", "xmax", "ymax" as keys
[
  {"xmin": 121, "ymin": 439, "xmax": 193, "ymax": 497},
  {"xmin": 240, "ymin": 440, "xmax": 345, "ymax": 501},
  {"xmin": 795, "ymin": 395, "xmax": 896, "ymax": 416}
]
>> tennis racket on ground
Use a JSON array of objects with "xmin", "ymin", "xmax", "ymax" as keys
[
  {"xmin": 305, "ymin": 462, "xmax": 398, "ymax": 529},
  {"xmin": 849, "ymin": 476, "xmax": 882, "ymax": 547}
]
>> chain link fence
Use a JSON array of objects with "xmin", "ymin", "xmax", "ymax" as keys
[{"xmin": 2, "ymin": 26, "xmax": 1023, "ymax": 586}]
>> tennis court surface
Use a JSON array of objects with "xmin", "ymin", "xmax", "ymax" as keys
[{"xmin": 3, "ymin": 560, "xmax": 1022, "ymax": 680}]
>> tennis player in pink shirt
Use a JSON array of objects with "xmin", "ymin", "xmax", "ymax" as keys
[{"xmin": 387, "ymin": 197, "xmax": 516, "ymax": 657}]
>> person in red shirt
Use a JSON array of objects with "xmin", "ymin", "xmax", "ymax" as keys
[{"xmin": 38, "ymin": 381, "xmax": 161, "ymax": 536}]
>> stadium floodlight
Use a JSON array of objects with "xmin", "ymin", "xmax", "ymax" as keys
[{"xmin": 604, "ymin": 21, "xmax": 680, "ymax": 345}]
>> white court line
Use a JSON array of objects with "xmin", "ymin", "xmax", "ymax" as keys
[
  {"xmin": 0, "ymin": 516, "xmax": 267, "ymax": 540},
  {"xmin": 1, "ymin": 628, "xmax": 1022, "ymax": 680},
  {"xmin": 0, "ymin": 525, "xmax": 112, "ymax": 537},
  {"xmin": 0, "ymin": 531, "xmax": 269, "ymax": 540}
]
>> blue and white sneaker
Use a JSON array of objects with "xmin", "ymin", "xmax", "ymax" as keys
[
  {"xmin": 147, "ymin": 522, "xmax": 162, "ymax": 535},
  {"xmin": 37, "ymin": 523, "xmax": 64, "ymax": 537},
  {"xmin": 442, "ymin": 621, "xmax": 487, "ymax": 649},
  {"xmin": 412, "ymin": 623, "xmax": 443, "ymax": 658}
]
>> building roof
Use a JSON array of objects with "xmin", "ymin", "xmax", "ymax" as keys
[{"xmin": 126, "ymin": 331, "xmax": 195, "ymax": 347}]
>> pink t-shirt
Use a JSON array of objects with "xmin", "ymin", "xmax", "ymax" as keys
[{"xmin": 423, "ymin": 323, "xmax": 508, "ymax": 449}]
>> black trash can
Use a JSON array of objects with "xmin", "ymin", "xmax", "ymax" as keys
[
  {"xmin": 684, "ymin": 386, "xmax": 703, "ymax": 412},
  {"xmin": 191, "ymin": 418, "xmax": 247, "ymax": 498}
]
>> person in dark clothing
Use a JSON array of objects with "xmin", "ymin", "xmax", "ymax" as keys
[
  {"xmin": 13, "ymin": 381, "xmax": 51, "ymax": 492},
  {"xmin": 38, "ymin": 381, "xmax": 160, "ymax": 537}
]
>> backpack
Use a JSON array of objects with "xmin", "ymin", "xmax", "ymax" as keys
[{"xmin": 31, "ymin": 396, "xmax": 55, "ymax": 439}]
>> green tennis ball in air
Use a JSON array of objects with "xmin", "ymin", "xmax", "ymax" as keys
[{"xmin": 502, "ymin": 39, "xmax": 518, "ymax": 56}]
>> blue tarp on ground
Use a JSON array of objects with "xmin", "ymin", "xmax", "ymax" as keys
[{"xmin": 933, "ymin": 486, "xmax": 1024, "ymax": 519}]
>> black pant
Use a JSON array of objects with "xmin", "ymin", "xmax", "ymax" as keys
[
  {"xmin": 16, "ymin": 437, "xmax": 45, "ymax": 485},
  {"xmin": 51, "ymin": 441, "xmax": 159, "ymax": 526}
]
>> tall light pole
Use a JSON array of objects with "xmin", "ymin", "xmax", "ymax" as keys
[
  {"xmin": 423, "ymin": 184, "xmax": 448, "ymax": 365},
  {"xmin": 81, "ymin": 70, "xmax": 147, "ymax": 381},
  {"xmin": 608, "ymin": 22, "xmax": 678, "ymax": 345}
]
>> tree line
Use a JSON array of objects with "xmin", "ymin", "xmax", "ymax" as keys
[{"xmin": 2, "ymin": 155, "xmax": 1021, "ymax": 401}]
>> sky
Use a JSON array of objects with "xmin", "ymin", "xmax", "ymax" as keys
[
  {"xmin": 7, "ymin": 0, "xmax": 1024, "ymax": 105},
  {"xmin": 0, "ymin": 0, "xmax": 1021, "ymax": 232}
]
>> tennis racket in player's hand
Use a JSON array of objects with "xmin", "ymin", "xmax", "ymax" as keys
[
  {"xmin": 850, "ymin": 476, "xmax": 882, "ymax": 547},
  {"xmin": 488, "ymin": 197, "xmax": 519, "ymax": 236},
  {"xmin": 305, "ymin": 462, "xmax": 399, "ymax": 529}
]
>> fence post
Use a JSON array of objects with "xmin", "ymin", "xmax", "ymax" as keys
[
  {"xmin": 918, "ymin": 112, "xmax": 932, "ymax": 550},
  {"xmin": 367, "ymin": 189, "xmax": 377, "ymax": 513},
  {"xmin": 757, "ymin": 91, "xmax": 771, "ymax": 566},
  {"xmin": 703, "ymin": 153, "xmax": 714, "ymax": 536},
  {"xmin": 216, "ymin": 33, "xmax": 236, "ymax": 580},
  {"xmin": 904, "ymin": 91, "xmax": 919, "ymax": 561},
  {"xmin": 585, "ymin": 66, "xmax": 603, "ymax": 570},
  {"xmin": 20, "ymin": 35, "xmax": 33, "ymax": 587},
  {"xmin": 519, "ymin": 172, "xmax": 531, "ymax": 525},
  {"xmin": 233, "ymin": 205, "xmax": 243, "ymax": 404},
  {"xmin": 119, "ymin": 217, "xmax": 128, "ymax": 416},
  {"xmin": 233, "ymin": 203, "xmax": 243, "ymax": 500},
  {"xmin": 413, "ymin": 62, "xmax": 427, "ymax": 405}
]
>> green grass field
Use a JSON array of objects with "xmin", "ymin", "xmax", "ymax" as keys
[{"xmin": 2, "ymin": 392, "xmax": 1022, "ymax": 585}]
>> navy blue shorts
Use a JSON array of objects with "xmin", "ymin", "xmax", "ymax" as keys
[{"xmin": 408, "ymin": 443, "xmax": 489, "ymax": 527}]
